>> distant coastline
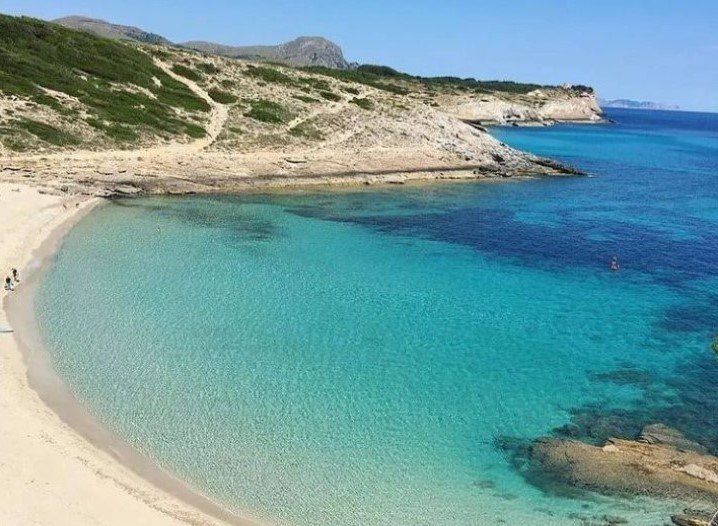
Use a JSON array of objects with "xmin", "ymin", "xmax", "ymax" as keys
[{"xmin": 600, "ymin": 98, "xmax": 680, "ymax": 111}]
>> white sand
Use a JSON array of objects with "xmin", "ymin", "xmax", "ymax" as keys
[{"xmin": 0, "ymin": 183, "xmax": 252, "ymax": 526}]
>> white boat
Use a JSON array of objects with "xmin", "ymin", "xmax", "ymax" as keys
[{"xmin": 0, "ymin": 326, "xmax": 14, "ymax": 334}]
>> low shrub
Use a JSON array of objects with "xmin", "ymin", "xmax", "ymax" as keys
[
  {"xmin": 319, "ymin": 91, "xmax": 342, "ymax": 102},
  {"xmin": 289, "ymin": 121, "xmax": 322, "ymax": 140},
  {"xmin": 349, "ymin": 97, "xmax": 373, "ymax": 110},
  {"xmin": 197, "ymin": 62, "xmax": 220, "ymax": 74},
  {"xmin": 171, "ymin": 64, "xmax": 202, "ymax": 82},
  {"xmin": 16, "ymin": 119, "xmax": 80, "ymax": 146},
  {"xmin": 244, "ymin": 100, "xmax": 291, "ymax": 124},
  {"xmin": 208, "ymin": 88, "xmax": 238, "ymax": 104}
]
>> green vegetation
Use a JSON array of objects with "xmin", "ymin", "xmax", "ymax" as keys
[
  {"xmin": 712, "ymin": 335, "xmax": 718, "ymax": 355},
  {"xmin": 86, "ymin": 118, "xmax": 139, "ymax": 142},
  {"xmin": 296, "ymin": 76, "xmax": 331, "ymax": 91},
  {"xmin": 303, "ymin": 66, "xmax": 409, "ymax": 95},
  {"xmin": 342, "ymin": 86, "xmax": 360, "ymax": 95},
  {"xmin": 289, "ymin": 121, "xmax": 322, "ymax": 140},
  {"xmin": 292, "ymin": 94, "xmax": 320, "ymax": 104},
  {"xmin": 303, "ymin": 63, "xmax": 572, "ymax": 96},
  {"xmin": 0, "ymin": 118, "xmax": 81, "ymax": 149},
  {"xmin": 0, "ymin": 15, "xmax": 210, "ymax": 144},
  {"xmin": 171, "ymin": 64, "xmax": 202, "ymax": 82},
  {"xmin": 183, "ymin": 122, "xmax": 207, "ymax": 138},
  {"xmin": 350, "ymin": 97, "xmax": 373, "ymax": 110},
  {"xmin": 355, "ymin": 65, "xmax": 403, "ymax": 77},
  {"xmin": 196, "ymin": 62, "xmax": 220, "ymax": 75},
  {"xmin": 244, "ymin": 100, "xmax": 291, "ymax": 124},
  {"xmin": 243, "ymin": 65, "xmax": 338, "ymax": 96},
  {"xmin": 148, "ymin": 48, "xmax": 172, "ymax": 60},
  {"xmin": 16, "ymin": 119, "xmax": 80, "ymax": 146},
  {"xmin": 318, "ymin": 90, "xmax": 342, "ymax": 102},
  {"xmin": 354, "ymin": 64, "xmax": 552, "ymax": 94},
  {"xmin": 208, "ymin": 88, "xmax": 238, "ymax": 104},
  {"xmin": 243, "ymin": 65, "xmax": 295, "ymax": 86}
]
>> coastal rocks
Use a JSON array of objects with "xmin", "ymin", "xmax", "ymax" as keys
[
  {"xmin": 528, "ymin": 430, "xmax": 718, "ymax": 503},
  {"xmin": 640, "ymin": 424, "xmax": 708, "ymax": 454},
  {"xmin": 671, "ymin": 513, "xmax": 713, "ymax": 526},
  {"xmin": 441, "ymin": 88, "xmax": 603, "ymax": 126},
  {"xmin": 531, "ymin": 157, "xmax": 585, "ymax": 175}
]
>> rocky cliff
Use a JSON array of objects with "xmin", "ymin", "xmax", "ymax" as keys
[{"xmin": 439, "ymin": 87, "xmax": 603, "ymax": 125}]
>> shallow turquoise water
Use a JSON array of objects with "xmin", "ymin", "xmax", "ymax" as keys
[{"xmin": 37, "ymin": 109, "xmax": 718, "ymax": 525}]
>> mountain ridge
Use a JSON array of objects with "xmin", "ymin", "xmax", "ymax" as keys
[
  {"xmin": 52, "ymin": 15, "xmax": 350, "ymax": 69},
  {"xmin": 53, "ymin": 16, "xmax": 171, "ymax": 45},
  {"xmin": 180, "ymin": 36, "xmax": 349, "ymax": 69}
]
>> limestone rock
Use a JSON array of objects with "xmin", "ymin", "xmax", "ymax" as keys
[
  {"xmin": 529, "ymin": 435, "xmax": 718, "ymax": 503},
  {"xmin": 640, "ymin": 424, "xmax": 708, "ymax": 454},
  {"xmin": 671, "ymin": 514, "xmax": 711, "ymax": 526}
]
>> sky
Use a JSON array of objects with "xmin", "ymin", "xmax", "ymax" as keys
[{"xmin": 2, "ymin": 0, "xmax": 717, "ymax": 111}]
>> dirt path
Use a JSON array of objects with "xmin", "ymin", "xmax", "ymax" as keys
[{"xmin": 153, "ymin": 59, "xmax": 229, "ymax": 151}]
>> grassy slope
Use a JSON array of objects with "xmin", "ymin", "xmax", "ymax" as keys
[{"xmin": 0, "ymin": 15, "xmax": 209, "ymax": 151}]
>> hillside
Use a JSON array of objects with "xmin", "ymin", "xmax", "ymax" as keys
[
  {"xmin": 53, "ymin": 16, "xmax": 171, "ymax": 45},
  {"xmin": 0, "ymin": 15, "xmax": 215, "ymax": 151},
  {"xmin": 0, "ymin": 15, "xmax": 586, "ymax": 196}
]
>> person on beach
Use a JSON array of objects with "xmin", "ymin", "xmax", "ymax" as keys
[
  {"xmin": 4, "ymin": 277, "xmax": 14, "ymax": 291},
  {"xmin": 12, "ymin": 268, "xmax": 19, "ymax": 282},
  {"xmin": 610, "ymin": 256, "xmax": 620, "ymax": 272}
]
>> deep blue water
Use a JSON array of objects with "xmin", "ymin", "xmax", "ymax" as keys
[{"xmin": 37, "ymin": 108, "xmax": 718, "ymax": 525}]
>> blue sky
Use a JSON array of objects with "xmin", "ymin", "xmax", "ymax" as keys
[{"xmin": 2, "ymin": 0, "xmax": 717, "ymax": 111}]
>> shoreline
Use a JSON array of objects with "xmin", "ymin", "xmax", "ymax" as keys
[
  {"xmin": 0, "ymin": 183, "xmax": 257, "ymax": 526},
  {"xmin": 0, "ymin": 160, "xmax": 578, "ymax": 525},
  {"xmin": 0, "ymin": 143, "xmax": 582, "ymax": 198}
]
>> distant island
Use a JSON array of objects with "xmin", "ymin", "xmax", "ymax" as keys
[{"xmin": 600, "ymin": 98, "xmax": 680, "ymax": 111}]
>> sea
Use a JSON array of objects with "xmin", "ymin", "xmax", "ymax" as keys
[{"xmin": 37, "ymin": 108, "xmax": 718, "ymax": 525}]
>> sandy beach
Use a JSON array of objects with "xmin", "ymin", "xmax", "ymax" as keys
[{"xmin": 0, "ymin": 182, "xmax": 255, "ymax": 526}]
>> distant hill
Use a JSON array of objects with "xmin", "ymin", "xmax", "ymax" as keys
[
  {"xmin": 52, "ymin": 15, "xmax": 349, "ymax": 69},
  {"xmin": 181, "ymin": 37, "xmax": 349, "ymax": 69},
  {"xmin": 53, "ymin": 16, "xmax": 171, "ymax": 45},
  {"xmin": 600, "ymin": 98, "xmax": 679, "ymax": 111}
]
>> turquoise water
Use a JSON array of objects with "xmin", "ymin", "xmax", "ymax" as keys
[{"xmin": 38, "ymin": 109, "xmax": 718, "ymax": 525}]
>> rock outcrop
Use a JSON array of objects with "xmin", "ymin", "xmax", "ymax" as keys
[
  {"xmin": 671, "ymin": 512, "xmax": 715, "ymax": 526},
  {"xmin": 441, "ymin": 88, "xmax": 603, "ymax": 125},
  {"xmin": 640, "ymin": 424, "xmax": 709, "ymax": 454},
  {"xmin": 528, "ymin": 425, "xmax": 718, "ymax": 504},
  {"xmin": 182, "ymin": 37, "xmax": 349, "ymax": 69}
]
